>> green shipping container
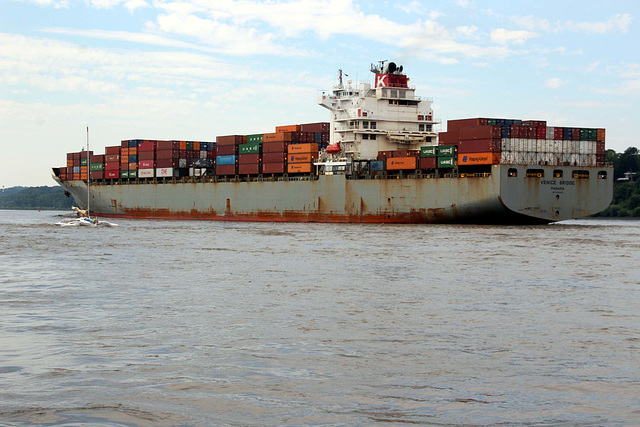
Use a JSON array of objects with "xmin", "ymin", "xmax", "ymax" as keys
[
  {"xmin": 246, "ymin": 134, "xmax": 263, "ymax": 144},
  {"xmin": 80, "ymin": 158, "xmax": 88, "ymax": 166},
  {"xmin": 438, "ymin": 156, "xmax": 456, "ymax": 168},
  {"xmin": 90, "ymin": 163, "xmax": 104, "ymax": 171},
  {"xmin": 437, "ymin": 145, "xmax": 457, "ymax": 156},
  {"xmin": 420, "ymin": 146, "xmax": 437, "ymax": 157},
  {"xmin": 239, "ymin": 142, "xmax": 261, "ymax": 154},
  {"xmin": 186, "ymin": 141, "xmax": 193, "ymax": 151},
  {"xmin": 487, "ymin": 118, "xmax": 497, "ymax": 125},
  {"xmin": 120, "ymin": 170, "xmax": 129, "ymax": 178}
]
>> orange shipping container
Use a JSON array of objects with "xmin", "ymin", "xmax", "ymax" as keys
[
  {"xmin": 457, "ymin": 152, "xmax": 501, "ymax": 165},
  {"xmin": 386, "ymin": 157, "xmax": 417, "ymax": 170},
  {"xmin": 121, "ymin": 148, "xmax": 130, "ymax": 156},
  {"xmin": 128, "ymin": 163, "xmax": 138, "ymax": 171},
  {"xmin": 288, "ymin": 153, "xmax": 317, "ymax": 163},
  {"xmin": 193, "ymin": 141, "xmax": 200, "ymax": 151},
  {"xmin": 288, "ymin": 143, "xmax": 318, "ymax": 154},
  {"xmin": 276, "ymin": 124, "xmax": 301, "ymax": 133},
  {"xmin": 288, "ymin": 163, "xmax": 312, "ymax": 173}
]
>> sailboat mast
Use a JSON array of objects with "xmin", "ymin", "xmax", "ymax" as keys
[{"xmin": 86, "ymin": 126, "xmax": 90, "ymax": 217}]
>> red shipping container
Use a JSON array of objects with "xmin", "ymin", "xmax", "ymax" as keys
[
  {"xmin": 73, "ymin": 152, "xmax": 81, "ymax": 161},
  {"xmin": 90, "ymin": 154, "xmax": 105, "ymax": 163},
  {"xmin": 217, "ymin": 145, "xmax": 238, "ymax": 156},
  {"xmin": 438, "ymin": 131, "xmax": 457, "ymax": 145},
  {"xmin": 419, "ymin": 157, "xmax": 436, "ymax": 169},
  {"xmin": 300, "ymin": 122, "xmax": 329, "ymax": 133},
  {"xmin": 157, "ymin": 140, "xmax": 177, "ymax": 151},
  {"xmin": 156, "ymin": 149, "xmax": 177, "ymax": 160},
  {"xmin": 216, "ymin": 135, "xmax": 244, "ymax": 146},
  {"xmin": 390, "ymin": 150, "xmax": 408, "ymax": 157},
  {"xmin": 67, "ymin": 152, "xmax": 74, "ymax": 161},
  {"xmin": 105, "ymin": 146, "xmax": 120, "ymax": 155},
  {"xmin": 238, "ymin": 163, "xmax": 260, "ymax": 175},
  {"xmin": 262, "ymin": 162, "xmax": 285, "ymax": 174},
  {"xmin": 239, "ymin": 153, "xmax": 260, "ymax": 164},
  {"xmin": 263, "ymin": 152, "xmax": 286, "ymax": 163},
  {"xmin": 105, "ymin": 162, "xmax": 120, "ymax": 171},
  {"xmin": 535, "ymin": 126, "xmax": 547, "ymax": 139},
  {"xmin": 263, "ymin": 141, "xmax": 288, "ymax": 153},
  {"xmin": 105, "ymin": 170, "xmax": 119, "ymax": 179},
  {"xmin": 596, "ymin": 141, "xmax": 605, "ymax": 154},
  {"xmin": 572, "ymin": 128, "xmax": 581, "ymax": 141},
  {"xmin": 459, "ymin": 125, "xmax": 501, "ymax": 140},
  {"xmin": 554, "ymin": 127, "xmax": 564, "ymax": 140},
  {"xmin": 138, "ymin": 141, "xmax": 156, "ymax": 152},
  {"xmin": 89, "ymin": 171, "xmax": 104, "ymax": 180},
  {"xmin": 105, "ymin": 154, "xmax": 120, "ymax": 163},
  {"xmin": 156, "ymin": 158, "xmax": 174, "ymax": 168},
  {"xmin": 596, "ymin": 128, "xmax": 606, "ymax": 142},
  {"xmin": 447, "ymin": 118, "xmax": 489, "ymax": 134},
  {"xmin": 138, "ymin": 151, "xmax": 155, "ymax": 161},
  {"xmin": 216, "ymin": 164, "xmax": 236, "ymax": 175},
  {"xmin": 458, "ymin": 139, "xmax": 501, "ymax": 154},
  {"xmin": 139, "ymin": 160, "xmax": 154, "ymax": 168}
]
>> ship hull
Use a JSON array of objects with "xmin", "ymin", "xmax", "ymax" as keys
[{"xmin": 54, "ymin": 165, "xmax": 613, "ymax": 224}]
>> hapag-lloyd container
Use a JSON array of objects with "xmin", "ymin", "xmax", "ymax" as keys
[
  {"xmin": 458, "ymin": 152, "xmax": 501, "ymax": 165},
  {"xmin": 288, "ymin": 163, "xmax": 312, "ymax": 173},
  {"xmin": 288, "ymin": 143, "xmax": 319, "ymax": 154},
  {"xmin": 386, "ymin": 157, "xmax": 417, "ymax": 170}
]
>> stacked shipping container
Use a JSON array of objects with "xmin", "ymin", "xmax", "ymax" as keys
[{"xmin": 442, "ymin": 118, "xmax": 606, "ymax": 167}]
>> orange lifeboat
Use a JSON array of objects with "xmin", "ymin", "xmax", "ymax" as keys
[{"xmin": 326, "ymin": 143, "xmax": 341, "ymax": 154}]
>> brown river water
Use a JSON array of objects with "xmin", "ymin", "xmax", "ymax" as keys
[{"xmin": 0, "ymin": 210, "xmax": 638, "ymax": 426}]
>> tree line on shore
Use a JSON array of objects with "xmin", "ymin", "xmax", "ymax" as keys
[{"xmin": 1, "ymin": 147, "xmax": 638, "ymax": 216}]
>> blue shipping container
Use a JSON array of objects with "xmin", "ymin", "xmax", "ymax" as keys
[
  {"xmin": 370, "ymin": 160, "xmax": 384, "ymax": 171},
  {"xmin": 216, "ymin": 155, "xmax": 237, "ymax": 166},
  {"xmin": 129, "ymin": 155, "xmax": 138, "ymax": 163}
]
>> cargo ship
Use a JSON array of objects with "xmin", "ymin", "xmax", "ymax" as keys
[{"xmin": 52, "ymin": 61, "xmax": 613, "ymax": 224}]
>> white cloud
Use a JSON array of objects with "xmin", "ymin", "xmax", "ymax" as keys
[
  {"xmin": 544, "ymin": 78, "xmax": 565, "ymax": 89},
  {"xmin": 566, "ymin": 13, "xmax": 632, "ymax": 34},
  {"xmin": 395, "ymin": 1, "xmax": 423, "ymax": 15},
  {"xmin": 490, "ymin": 28, "xmax": 538, "ymax": 45},
  {"xmin": 510, "ymin": 15, "xmax": 554, "ymax": 32}
]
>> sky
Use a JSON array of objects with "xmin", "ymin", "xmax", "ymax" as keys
[{"xmin": 1, "ymin": 0, "xmax": 639, "ymax": 187}]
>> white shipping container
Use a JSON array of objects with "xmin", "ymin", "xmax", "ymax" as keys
[
  {"xmin": 546, "ymin": 127, "xmax": 555, "ymax": 140},
  {"xmin": 156, "ymin": 167, "xmax": 174, "ymax": 177},
  {"xmin": 138, "ymin": 168, "xmax": 154, "ymax": 178},
  {"xmin": 526, "ymin": 139, "xmax": 536, "ymax": 152},
  {"xmin": 553, "ymin": 140, "xmax": 562, "ymax": 154},
  {"xmin": 501, "ymin": 138, "xmax": 511, "ymax": 151}
]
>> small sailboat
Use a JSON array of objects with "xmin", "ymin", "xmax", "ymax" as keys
[{"xmin": 57, "ymin": 128, "xmax": 118, "ymax": 227}]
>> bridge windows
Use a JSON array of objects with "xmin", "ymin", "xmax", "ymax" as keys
[
  {"xmin": 526, "ymin": 169, "xmax": 544, "ymax": 178},
  {"xmin": 572, "ymin": 170, "xmax": 590, "ymax": 179},
  {"xmin": 553, "ymin": 170, "xmax": 563, "ymax": 178},
  {"xmin": 508, "ymin": 168, "xmax": 517, "ymax": 177},
  {"xmin": 597, "ymin": 170, "xmax": 607, "ymax": 179}
]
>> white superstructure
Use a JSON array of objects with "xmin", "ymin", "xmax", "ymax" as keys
[{"xmin": 318, "ymin": 61, "xmax": 438, "ymax": 160}]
